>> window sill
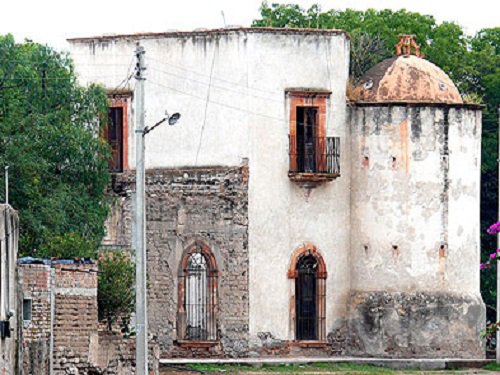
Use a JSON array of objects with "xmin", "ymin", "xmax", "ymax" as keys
[
  {"xmin": 175, "ymin": 340, "xmax": 219, "ymax": 348},
  {"xmin": 288, "ymin": 172, "xmax": 340, "ymax": 183},
  {"xmin": 290, "ymin": 340, "xmax": 329, "ymax": 348}
]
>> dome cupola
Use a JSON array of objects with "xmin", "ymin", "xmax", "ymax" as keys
[{"xmin": 354, "ymin": 35, "xmax": 462, "ymax": 104}]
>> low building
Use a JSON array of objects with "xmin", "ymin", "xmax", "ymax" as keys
[
  {"xmin": 68, "ymin": 29, "xmax": 484, "ymax": 359},
  {"xmin": 0, "ymin": 205, "xmax": 19, "ymax": 375},
  {"xmin": 18, "ymin": 258, "xmax": 99, "ymax": 374}
]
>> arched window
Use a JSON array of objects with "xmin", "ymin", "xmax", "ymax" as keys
[
  {"xmin": 288, "ymin": 243, "xmax": 326, "ymax": 341},
  {"xmin": 178, "ymin": 242, "xmax": 218, "ymax": 341}
]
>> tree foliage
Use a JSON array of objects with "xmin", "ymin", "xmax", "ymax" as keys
[
  {"xmin": 0, "ymin": 35, "xmax": 111, "ymax": 257},
  {"xmin": 98, "ymin": 251, "xmax": 135, "ymax": 331},
  {"xmin": 253, "ymin": 3, "xmax": 500, "ymax": 313}
]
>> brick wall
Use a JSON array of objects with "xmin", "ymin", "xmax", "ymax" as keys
[
  {"xmin": 52, "ymin": 264, "xmax": 98, "ymax": 374},
  {"xmin": 19, "ymin": 262, "xmax": 99, "ymax": 374},
  {"xmin": 109, "ymin": 164, "xmax": 249, "ymax": 358},
  {"xmin": 18, "ymin": 264, "xmax": 52, "ymax": 374}
]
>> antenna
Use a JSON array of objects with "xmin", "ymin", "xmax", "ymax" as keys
[{"xmin": 221, "ymin": 10, "xmax": 227, "ymax": 27}]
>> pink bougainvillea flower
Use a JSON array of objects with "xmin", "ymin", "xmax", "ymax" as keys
[
  {"xmin": 480, "ymin": 263, "xmax": 485, "ymax": 270},
  {"xmin": 487, "ymin": 222, "xmax": 500, "ymax": 235},
  {"xmin": 491, "ymin": 253, "xmax": 497, "ymax": 259}
]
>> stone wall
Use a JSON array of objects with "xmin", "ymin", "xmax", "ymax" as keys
[
  {"xmin": 347, "ymin": 291, "xmax": 485, "ymax": 358},
  {"xmin": 109, "ymin": 164, "xmax": 249, "ymax": 358}
]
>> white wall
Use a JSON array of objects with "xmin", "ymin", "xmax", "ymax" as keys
[
  {"xmin": 350, "ymin": 106, "xmax": 481, "ymax": 296},
  {"xmin": 69, "ymin": 29, "xmax": 352, "ymax": 341}
]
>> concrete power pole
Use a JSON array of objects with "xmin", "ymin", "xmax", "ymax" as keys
[{"xmin": 134, "ymin": 44, "xmax": 148, "ymax": 375}]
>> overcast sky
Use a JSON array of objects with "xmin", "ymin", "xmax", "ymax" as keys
[{"xmin": 1, "ymin": 0, "xmax": 498, "ymax": 51}]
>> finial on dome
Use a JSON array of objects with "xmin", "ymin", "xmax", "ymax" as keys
[{"xmin": 395, "ymin": 34, "xmax": 424, "ymax": 58}]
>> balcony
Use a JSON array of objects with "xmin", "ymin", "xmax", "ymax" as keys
[{"xmin": 288, "ymin": 136, "xmax": 340, "ymax": 183}]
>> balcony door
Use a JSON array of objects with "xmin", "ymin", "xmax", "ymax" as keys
[{"xmin": 296, "ymin": 107, "xmax": 318, "ymax": 173}]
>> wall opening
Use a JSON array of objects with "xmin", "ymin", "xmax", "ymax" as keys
[
  {"xmin": 288, "ymin": 243, "xmax": 326, "ymax": 341},
  {"xmin": 178, "ymin": 242, "xmax": 218, "ymax": 342}
]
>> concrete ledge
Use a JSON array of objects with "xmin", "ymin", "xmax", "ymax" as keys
[{"xmin": 159, "ymin": 357, "xmax": 493, "ymax": 371}]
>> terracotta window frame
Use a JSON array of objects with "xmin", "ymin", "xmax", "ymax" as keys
[
  {"xmin": 106, "ymin": 94, "xmax": 130, "ymax": 172},
  {"xmin": 287, "ymin": 89, "xmax": 330, "ymax": 176},
  {"xmin": 287, "ymin": 242, "xmax": 327, "ymax": 342},
  {"xmin": 177, "ymin": 240, "xmax": 219, "ymax": 346}
]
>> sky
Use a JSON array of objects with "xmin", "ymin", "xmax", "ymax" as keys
[{"xmin": 1, "ymin": 0, "xmax": 498, "ymax": 52}]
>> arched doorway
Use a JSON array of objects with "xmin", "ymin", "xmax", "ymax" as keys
[
  {"xmin": 288, "ymin": 243, "xmax": 326, "ymax": 341},
  {"xmin": 296, "ymin": 254, "xmax": 318, "ymax": 340}
]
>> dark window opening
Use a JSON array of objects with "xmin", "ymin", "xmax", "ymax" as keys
[
  {"xmin": 107, "ymin": 107, "xmax": 124, "ymax": 172},
  {"xmin": 296, "ymin": 107, "xmax": 318, "ymax": 173},
  {"xmin": 23, "ymin": 298, "xmax": 32, "ymax": 322},
  {"xmin": 295, "ymin": 255, "xmax": 318, "ymax": 340},
  {"xmin": 289, "ymin": 106, "xmax": 340, "ymax": 176}
]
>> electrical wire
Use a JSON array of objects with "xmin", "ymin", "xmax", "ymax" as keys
[
  {"xmin": 148, "ymin": 66, "xmax": 282, "ymax": 104},
  {"xmin": 147, "ymin": 56, "xmax": 281, "ymax": 97},
  {"xmin": 147, "ymin": 80, "xmax": 284, "ymax": 122},
  {"xmin": 194, "ymin": 47, "xmax": 217, "ymax": 165}
]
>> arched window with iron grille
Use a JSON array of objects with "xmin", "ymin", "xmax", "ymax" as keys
[
  {"xmin": 288, "ymin": 243, "xmax": 327, "ymax": 342},
  {"xmin": 178, "ymin": 242, "xmax": 218, "ymax": 342}
]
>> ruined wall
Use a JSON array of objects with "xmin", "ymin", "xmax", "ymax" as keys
[
  {"xmin": 52, "ymin": 263, "xmax": 99, "ymax": 374},
  {"xmin": 18, "ymin": 264, "xmax": 51, "ymax": 374},
  {"xmin": 110, "ymin": 164, "xmax": 249, "ymax": 358},
  {"xmin": 0, "ymin": 205, "xmax": 19, "ymax": 375},
  {"xmin": 19, "ymin": 261, "xmax": 100, "ymax": 374},
  {"xmin": 348, "ymin": 104, "xmax": 484, "ymax": 358}
]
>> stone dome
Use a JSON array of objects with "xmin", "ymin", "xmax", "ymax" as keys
[{"xmin": 354, "ymin": 36, "xmax": 463, "ymax": 104}]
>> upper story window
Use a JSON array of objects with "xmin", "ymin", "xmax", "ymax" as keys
[
  {"xmin": 287, "ymin": 89, "xmax": 340, "ymax": 183},
  {"xmin": 106, "ymin": 95, "xmax": 130, "ymax": 172}
]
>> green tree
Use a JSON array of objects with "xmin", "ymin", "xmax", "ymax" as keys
[
  {"xmin": 98, "ymin": 251, "xmax": 135, "ymax": 331},
  {"xmin": 0, "ymin": 35, "xmax": 111, "ymax": 257}
]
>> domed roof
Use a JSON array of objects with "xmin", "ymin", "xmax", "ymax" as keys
[{"xmin": 354, "ymin": 35, "xmax": 462, "ymax": 104}]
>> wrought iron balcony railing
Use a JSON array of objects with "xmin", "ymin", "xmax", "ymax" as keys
[{"xmin": 289, "ymin": 136, "xmax": 340, "ymax": 179}]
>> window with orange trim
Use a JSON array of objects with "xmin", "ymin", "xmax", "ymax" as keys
[
  {"xmin": 287, "ymin": 90, "xmax": 340, "ymax": 181},
  {"xmin": 106, "ymin": 96, "xmax": 129, "ymax": 172}
]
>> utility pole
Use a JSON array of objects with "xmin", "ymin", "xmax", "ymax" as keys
[{"xmin": 134, "ymin": 44, "xmax": 148, "ymax": 375}]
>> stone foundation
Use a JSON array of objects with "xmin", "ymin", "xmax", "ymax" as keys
[{"xmin": 347, "ymin": 291, "xmax": 485, "ymax": 358}]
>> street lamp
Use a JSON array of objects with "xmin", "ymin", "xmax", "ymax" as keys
[
  {"xmin": 143, "ymin": 111, "xmax": 181, "ymax": 135},
  {"xmin": 135, "ymin": 101, "xmax": 180, "ymax": 375}
]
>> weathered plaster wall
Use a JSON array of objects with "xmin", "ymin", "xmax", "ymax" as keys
[
  {"xmin": 0, "ymin": 205, "xmax": 18, "ymax": 375},
  {"xmin": 348, "ymin": 105, "xmax": 484, "ymax": 357},
  {"xmin": 350, "ymin": 105, "xmax": 481, "ymax": 293},
  {"xmin": 70, "ymin": 29, "xmax": 352, "ymax": 351}
]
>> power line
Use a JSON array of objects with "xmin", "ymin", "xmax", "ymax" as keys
[
  {"xmin": 148, "ymin": 66, "xmax": 282, "ymax": 104},
  {"xmin": 147, "ymin": 56, "xmax": 281, "ymax": 97},
  {"xmin": 195, "ymin": 47, "xmax": 217, "ymax": 165},
  {"xmin": 147, "ymin": 80, "xmax": 284, "ymax": 122}
]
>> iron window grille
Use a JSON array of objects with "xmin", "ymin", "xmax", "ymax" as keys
[{"xmin": 178, "ymin": 244, "xmax": 218, "ymax": 342}]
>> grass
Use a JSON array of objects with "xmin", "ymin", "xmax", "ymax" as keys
[
  {"xmin": 483, "ymin": 362, "xmax": 500, "ymax": 371},
  {"xmin": 184, "ymin": 362, "xmax": 395, "ymax": 374}
]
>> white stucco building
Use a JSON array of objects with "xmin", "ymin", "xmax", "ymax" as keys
[{"xmin": 68, "ymin": 29, "xmax": 484, "ymax": 359}]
